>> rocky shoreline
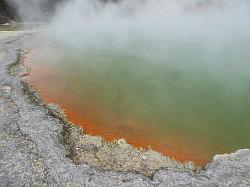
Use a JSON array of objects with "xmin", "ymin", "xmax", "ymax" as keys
[{"xmin": 0, "ymin": 31, "xmax": 249, "ymax": 186}]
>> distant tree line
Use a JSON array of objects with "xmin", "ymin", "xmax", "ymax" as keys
[
  {"xmin": 0, "ymin": 0, "xmax": 16, "ymax": 23},
  {"xmin": 0, "ymin": 0, "xmax": 66, "ymax": 23},
  {"xmin": 0, "ymin": 0, "xmax": 122, "ymax": 23}
]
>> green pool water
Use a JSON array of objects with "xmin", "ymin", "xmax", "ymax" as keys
[{"xmin": 27, "ymin": 6, "xmax": 250, "ymax": 163}]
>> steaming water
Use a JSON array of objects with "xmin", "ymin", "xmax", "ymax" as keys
[
  {"xmin": 24, "ymin": 0, "xmax": 250, "ymax": 165},
  {"xmin": 25, "ymin": 31, "xmax": 250, "ymax": 164}
]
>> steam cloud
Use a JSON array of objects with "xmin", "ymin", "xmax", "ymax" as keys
[
  {"xmin": 8, "ymin": 0, "xmax": 250, "ymax": 109},
  {"xmin": 12, "ymin": 0, "xmax": 249, "ymax": 102},
  {"xmin": 9, "ymin": 0, "xmax": 250, "ymax": 93},
  {"xmin": 8, "ymin": 0, "xmax": 250, "ymax": 43},
  {"xmin": 45, "ymin": 0, "xmax": 250, "ymax": 50}
]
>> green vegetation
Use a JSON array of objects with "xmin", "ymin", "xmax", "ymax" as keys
[{"xmin": 0, "ymin": 0, "xmax": 16, "ymax": 23}]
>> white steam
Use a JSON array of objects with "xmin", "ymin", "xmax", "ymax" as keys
[
  {"xmin": 40, "ymin": 0, "xmax": 250, "ymax": 94},
  {"xmin": 46, "ymin": 0, "xmax": 250, "ymax": 51}
]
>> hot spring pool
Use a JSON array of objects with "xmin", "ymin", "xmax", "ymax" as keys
[{"xmin": 24, "ymin": 32, "xmax": 250, "ymax": 165}]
